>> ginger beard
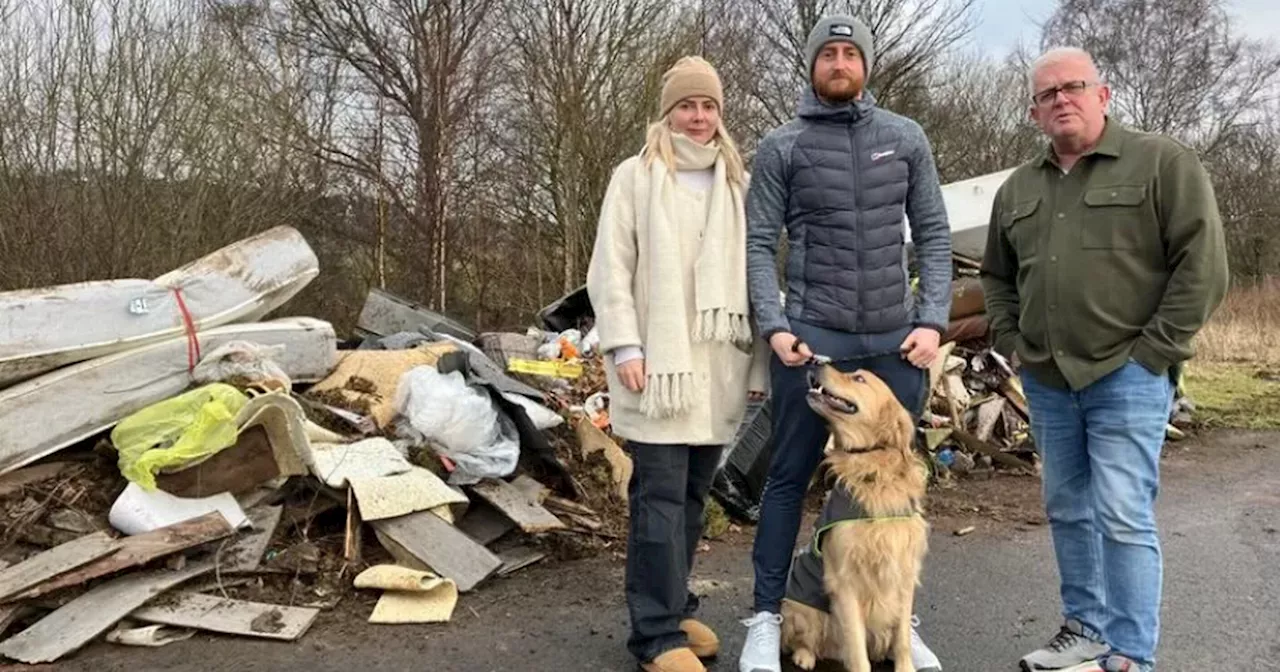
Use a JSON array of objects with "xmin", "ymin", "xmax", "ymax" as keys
[{"xmin": 814, "ymin": 68, "xmax": 864, "ymax": 103}]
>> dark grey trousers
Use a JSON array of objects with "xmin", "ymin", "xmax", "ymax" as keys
[{"xmin": 623, "ymin": 441, "xmax": 724, "ymax": 663}]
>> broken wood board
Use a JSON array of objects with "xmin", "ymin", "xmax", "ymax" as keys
[
  {"xmin": 220, "ymin": 505, "xmax": 283, "ymax": 573},
  {"xmin": 496, "ymin": 545, "xmax": 547, "ymax": 576},
  {"xmin": 155, "ymin": 426, "xmax": 281, "ymax": 498},
  {"xmin": 469, "ymin": 478, "xmax": 566, "ymax": 534},
  {"xmin": 345, "ymin": 489, "xmax": 362, "ymax": 565},
  {"xmin": 131, "ymin": 591, "xmax": 318, "ymax": 641},
  {"xmin": 543, "ymin": 495, "xmax": 597, "ymax": 518},
  {"xmin": 371, "ymin": 511, "xmax": 501, "ymax": 593},
  {"xmin": 6, "ymin": 512, "xmax": 233, "ymax": 603},
  {"xmin": 0, "ymin": 560, "xmax": 213, "ymax": 664},
  {"xmin": 353, "ymin": 564, "xmax": 457, "ymax": 624},
  {"xmin": 349, "ymin": 467, "xmax": 469, "ymax": 521},
  {"xmin": 456, "ymin": 501, "xmax": 516, "ymax": 546},
  {"xmin": 0, "ymin": 462, "xmax": 75, "ymax": 498},
  {"xmin": 975, "ymin": 397, "xmax": 1007, "ymax": 443},
  {"xmin": 510, "ymin": 474, "xmax": 549, "ymax": 504},
  {"xmin": 574, "ymin": 415, "xmax": 632, "ymax": 502},
  {"xmin": 0, "ymin": 531, "xmax": 119, "ymax": 603},
  {"xmin": 951, "ymin": 428, "xmax": 1035, "ymax": 471}
]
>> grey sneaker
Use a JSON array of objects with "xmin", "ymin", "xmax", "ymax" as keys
[
  {"xmin": 738, "ymin": 611, "xmax": 782, "ymax": 672},
  {"xmin": 1020, "ymin": 619, "xmax": 1110, "ymax": 671},
  {"xmin": 909, "ymin": 615, "xmax": 942, "ymax": 671}
]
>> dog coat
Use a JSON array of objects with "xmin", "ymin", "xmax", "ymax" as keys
[{"xmin": 784, "ymin": 485, "xmax": 921, "ymax": 613}]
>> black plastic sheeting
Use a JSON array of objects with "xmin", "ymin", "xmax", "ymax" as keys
[{"xmin": 710, "ymin": 398, "xmax": 775, "ymax": 523}]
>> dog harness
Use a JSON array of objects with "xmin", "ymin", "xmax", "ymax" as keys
[{"xmin": 783, "ymin": 485, "xmax": 922, "ymax": 613}]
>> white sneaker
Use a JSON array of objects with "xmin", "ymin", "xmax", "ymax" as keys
[
  {"xmin": 738, "ymin": 611, "xmax": 782, "ymax": 672},
  {"xmin": 909, "ymin": 615, "xmax": 942, "ymax": 671}
]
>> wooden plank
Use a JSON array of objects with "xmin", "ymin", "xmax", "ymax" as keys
[
  {"xmin": 496, "ymin": 545, "xmax": 547, "ymax": 577},
  {"xmin": 951, "ymin": 428, "xmax": 1035, "ymax": 471},
  {"xmin": 6, "ymin": 512, "xmax": 233, "ymax": 603},
  {"xmin": 344, "ymin": 489, "xmax": 362, "ymax": 566},
  {"xmin": 543, "ymin": 495, "xmax": 597, "ymax": 518},
  {"xmin": 131, "ymin": 591, "xmax": 318, "ymax": 641},
  {"xmin": 154, "ymin": 426, "xmax": 280, "ymax": 498},
  {"xmin": 0, "ymin": 531, "xmax": 118, "ymax": 603},
  {"xmin": 371, "ymin": 511, "xmax": 501, "ymax": 593},
  {"xmin": 0, "ymin": 463, "xmax": 74, "ymax": 498},
  {"xmin": 455, "ymin": 501, "xmax": 515, "ymax": 546},
  {"xmin": 469, "ymin": 478, "xmax": 566, "ymax": 534},
  {"xmin": 509, "ymin": 475, "xmax": 549, "ymax": 504},
  {"xmin": 0, "ymin": 560, "xmax": 213, "ymax": 664},
  {"xmin": 220, "ymin": 505, "xmax": 283, "ymax": 573}
]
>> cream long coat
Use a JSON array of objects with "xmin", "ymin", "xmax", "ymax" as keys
[{"xmin": 586, "ymin": 154, "xmax": 770, "ymax": 447}]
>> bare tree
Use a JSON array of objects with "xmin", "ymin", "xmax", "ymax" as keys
[
  {"xmin": 498, "ymin": 0, "xmax": 687, "ymax": 295},
  {"xmin": 260, "ymin": 0, "xmax": 498, "ymax": 311},
  {"xmin": 909, "ymin": 50, "xmax": 1044, "ymax": 181}
]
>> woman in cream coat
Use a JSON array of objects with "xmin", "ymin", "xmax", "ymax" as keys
[{"xmin": 586, "ymin": 56, "xmax": 769, "ymax": 672}]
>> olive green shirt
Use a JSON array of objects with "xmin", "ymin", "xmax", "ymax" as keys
[{"xmin": 980, "ymin": 119, "xmax": 1229, "ymax": 391}]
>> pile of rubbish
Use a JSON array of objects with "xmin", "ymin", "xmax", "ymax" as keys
[
  {"xmin": 0, "ymin": 229, "xmax": 1188, "ymax": 665},
  {"xmin": 0, "ymin": 228, "xmax": 633, "ymax": 665}
]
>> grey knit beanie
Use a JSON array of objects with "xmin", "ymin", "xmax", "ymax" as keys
[{"xmin": 804, "ymin": 15, "xmax": 875, "ymax": 82}]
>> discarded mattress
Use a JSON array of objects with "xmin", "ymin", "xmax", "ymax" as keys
[
  {"xmin": 905, "ymin": 167, "xmax": 1015, "ymax": 261},
  {"xmin": 355, "ymin": 288, "xmax": 476, "ymax": 342},
  {"xmin": 0, "ymin": 226, "xmax": 320, "ymax": 388},
  {"xmin": 0, "ymin": 317, "xmax": 337, "ymax": 476}
]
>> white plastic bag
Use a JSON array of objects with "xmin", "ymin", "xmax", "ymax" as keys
[
  {"xmin": 502, "ymin": 392, "xmax": 565, "ymax": 430},
  {"xmin": 394, "ymin": 366, "xmax": 519, "ymax": 485}
]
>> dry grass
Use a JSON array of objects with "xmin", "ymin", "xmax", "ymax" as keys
[
  {"xmin": 1194, "ymin": 278, "xmax": 1280, "ymax": 364},
  {"xmin": 1184, "ymin": 278, "xmax": 1280, "ymax": 428}
]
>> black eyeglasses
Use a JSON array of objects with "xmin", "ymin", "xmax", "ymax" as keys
[{"xmin": 1032, "ymin": 80, "xmax": 1097, "ymax": 106}]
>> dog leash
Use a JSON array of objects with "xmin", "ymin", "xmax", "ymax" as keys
[{"xmin": 791, "ymin": 337, "xmax": 905, "ymax": 367}]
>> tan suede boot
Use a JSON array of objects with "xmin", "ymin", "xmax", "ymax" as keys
[
  {"xmin": 679, "ymin": 618, "xmax": 720, "ymax": 658},
  {"xmin": 641, "ymin": 647, "xmax": 706, "ymax": 672}
]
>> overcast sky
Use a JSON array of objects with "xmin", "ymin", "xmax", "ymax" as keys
[{"xmin": 971, "ymin": 0, "xmax": 1280, "ymax": 58}]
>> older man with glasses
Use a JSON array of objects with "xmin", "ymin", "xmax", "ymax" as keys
[{"xmin": 980, "ymin": 47, "xmax": 1229, "ymax": 672}]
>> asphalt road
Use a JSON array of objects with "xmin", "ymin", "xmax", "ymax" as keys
[{"xmin": 54, "ymin": 429, "xmax": 1280, "ymax": 672}]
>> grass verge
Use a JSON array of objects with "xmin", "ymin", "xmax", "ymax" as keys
[{"xmin": 1183, "ymin": 361, "xmax": 1280, "ymax": 429}]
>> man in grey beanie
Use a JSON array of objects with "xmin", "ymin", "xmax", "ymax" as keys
[{"xmin": 737, "ymin": 14, "xmax": 951, "ymax": 672}]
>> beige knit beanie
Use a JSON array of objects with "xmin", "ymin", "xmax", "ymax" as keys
[{"xmin": 659, "ymin": 56, "xmax": 724, "ymax": 117}]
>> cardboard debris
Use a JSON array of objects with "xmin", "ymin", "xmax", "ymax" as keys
[
  {"xmin": 349, "ymin": 467, "xmax": 469, "ymax": 521},
  {"xmin": 573, "ymin": 415, "xmax": 632, "ymax": 502},
  {"xmin": 311, "ymin": 437, "xmax": 412, "ymax": 488},
  {"xmin": 306, "ymin": 345, "xmax": 456, "ymax": 429},
  {"xmin": 353, "ymin": 564, "xmax": 458, "ymax": 624}
]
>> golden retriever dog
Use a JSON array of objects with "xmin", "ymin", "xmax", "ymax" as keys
[{"xmin": 779, "ymin": 365, "xmax": 930, "ymax": 672}]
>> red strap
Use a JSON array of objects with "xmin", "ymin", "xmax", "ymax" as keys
[{"xmin": 172, "ymin": 288, "xmax": 201, "ymax": 373}]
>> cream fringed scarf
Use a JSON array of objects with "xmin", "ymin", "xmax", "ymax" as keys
[{"xmin": 637, "ymin": 133, "xmax": 753, "ymax": 418}]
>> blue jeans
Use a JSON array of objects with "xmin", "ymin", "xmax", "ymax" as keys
[
  {"xmin": 751, "ymin": 320, "xmax": 926, "ymax": 614},
  {"xmin": 1022, "ymin": 359, "xmax": 1174, "ymax": 671}
]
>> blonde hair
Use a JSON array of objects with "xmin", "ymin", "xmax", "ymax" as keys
[{"xmin": 640, "ymin": 116, "xmax": 747, "ymax": 187}]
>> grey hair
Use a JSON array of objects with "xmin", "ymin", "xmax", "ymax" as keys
[{"xmin": 1027, "ymin": 46, "xmax": 1103, "ymax": 96}]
